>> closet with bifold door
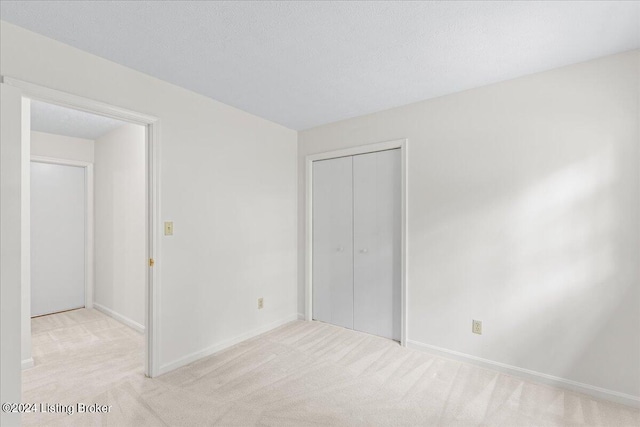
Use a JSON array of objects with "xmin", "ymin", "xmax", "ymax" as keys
[{"xmin": 312, "ymin": 148, "xmax": 401, "ymax": 341}]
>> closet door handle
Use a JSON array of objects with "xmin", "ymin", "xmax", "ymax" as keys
[
  {"xmin": 359, "ymin": 248, "xmax": 368, "ymax": 254},
  {"xmin": 336, "ymin": 246, "xmax": 344, "ymax": 252}
]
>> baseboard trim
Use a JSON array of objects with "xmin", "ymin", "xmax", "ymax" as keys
[
  {"xmin": 93, "ymin": 303, "xmax": 145, "ymax": 334},
  {"xmin": 21, "ymin": 357, "xmax": 34, "ymax": 370},
  {"xmin": 407, "ymin": 339, "xmax": 639, "ymax": 408},
  {"xmin": 158, "ymin": 313, "xmax": 299, "ymax": 376}
]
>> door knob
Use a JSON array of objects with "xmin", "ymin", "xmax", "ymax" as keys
[
  {"xmin": 336, "ymin": 246, "xmax": 344, "ymax": 252},
  {"xmin": 359, "ymin": 248, "xmax": 368, "ymax": 253}
]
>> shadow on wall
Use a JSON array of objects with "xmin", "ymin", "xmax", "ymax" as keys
[
  {"xmin": 414, "ymin": 141, "xmax": 639, "ymax": 394},
  {"xmin": 503, "ymin": 144, "xmax": 632, "ymax": 384}
]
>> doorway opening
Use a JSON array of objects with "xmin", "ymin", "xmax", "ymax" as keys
[{"xmin": 3, "ymin": 77, "xmax": 161, "ymax": 382}]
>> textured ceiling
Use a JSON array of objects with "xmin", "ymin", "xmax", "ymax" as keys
[
  {"xmin": 31, "ymin": 101, "xmax": 127, "ymax": 140},
  {"xmin": 2, "ymin": 1, "xmax": 639, "ymax": 130}
]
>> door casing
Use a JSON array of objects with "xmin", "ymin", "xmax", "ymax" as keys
[
  {"xmin": 30, "ymin": 156, "xmax": 94, "ymax": 315},
  {"xmin": 2, "ymin": 76, "xmax": 161, "ymax": 378}
]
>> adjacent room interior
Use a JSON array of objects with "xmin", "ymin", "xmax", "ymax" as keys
[
  {"xmin": 22, "ymin": 101, "xmax": 147, "ymax": 426},
  {"xmin": 0, "ymin": 2, "xmax": 638, "ymax": 426}
]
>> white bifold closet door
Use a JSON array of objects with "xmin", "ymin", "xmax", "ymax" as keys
[
  {"xmin": 312, "ymin": 149, "xmax": 401, "ymax": 341},
  {"xmin": 31, "ymin": 162, "xmax": 86, "ymax": 317},
  {"xmin": 312, "ymin": 156, "xmax": 354, "ymax": 329},
  {"xmin": 353, "ymin": 150, "xmax": 401, "ymax": 340}
]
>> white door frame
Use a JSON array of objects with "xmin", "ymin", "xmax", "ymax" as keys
[
  {"xmin": 305, "ymin": 139, "xmax": 408, "ymax": 346},
  {"xmin": 2, "ymin": 76, "xmax": 161, "ymax": 377},
  {"xmin": 30, "ymin": 156, "xmax": 95, "ymax": 313}
]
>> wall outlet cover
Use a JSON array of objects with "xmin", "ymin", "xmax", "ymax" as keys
[{"xmin": 472, "ymin": 319, "xmax": 482, "ymax": 335}]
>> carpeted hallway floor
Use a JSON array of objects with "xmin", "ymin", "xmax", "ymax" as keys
[{"xmin": 23, "ymin": 309, "xmax": 639, "ymax": 426}]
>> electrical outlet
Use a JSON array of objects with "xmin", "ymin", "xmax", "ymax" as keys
[
  {"xmin": 472, "ymin": 320, "xmax": 482, "ymax": 335},
  {"xmin": 257, "ymin": 297, "xmax": 264, "ymax": 309}
]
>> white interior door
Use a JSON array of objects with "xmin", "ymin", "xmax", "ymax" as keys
[
  {"xmin": 312, "ymin": 156, "xmax": 354, "ymax": 329},
  {"xmin": 31, "ymin": 162, "xmax": 85, "ymax": 317},
  {"xmin": 353, "ymin": 149, "xmax": 401, "ymax": 340}
]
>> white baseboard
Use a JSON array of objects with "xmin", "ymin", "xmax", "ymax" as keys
[
  {"xmin": 21, "ymin": 357, "xmax": 34, "ymax": 370},
  {"xmin": 407, "ymin": 339, "xmax": 639, "ymax": 408},
  {"xmin": 93, "ymin": 303, "xmax": 145, "ymax": 334},
  {"xmin": 158, "ymin": 313, "xmax": 299, "ymax": 376}
]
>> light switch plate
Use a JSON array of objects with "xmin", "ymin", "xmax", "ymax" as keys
[{"xmin": 164, "ymin": 221, "xmax": 173, "ymax": 236}]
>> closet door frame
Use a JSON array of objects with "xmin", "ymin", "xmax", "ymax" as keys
[{"xmin": 305, "ymin": 138, "xmax": 408, "ymax": 346}]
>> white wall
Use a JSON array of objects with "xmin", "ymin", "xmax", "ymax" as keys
[
  {"xmin": 1, "ymin": 83, "xmax": 23, "ymax": 427},
  {"xmin": 31, "ymin": 131, "xmax": 94, "ymax": 162},
  {"xmin": 94, "ymin": 123, "xmax": 146, "ymax": 330},
  {"xmin": 1, "ymin": 20, "xmax": 298, "ymax": 382},
  {"xmin": 299, "ymin": 50, "xmax": 640, "ymax": 402}
]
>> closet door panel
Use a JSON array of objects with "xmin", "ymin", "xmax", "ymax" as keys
[
  {"xmin": 353, "ymin": 149, "xmax": 401, "ymax": 340},
  {"xmin": 312, "ymin": 157, "xmax": 354, "ymax": 329}
]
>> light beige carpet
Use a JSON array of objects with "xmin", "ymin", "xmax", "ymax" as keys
[{"xmin": 22, "ymin": 309, "xmax": 639, "ymax": 426}]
